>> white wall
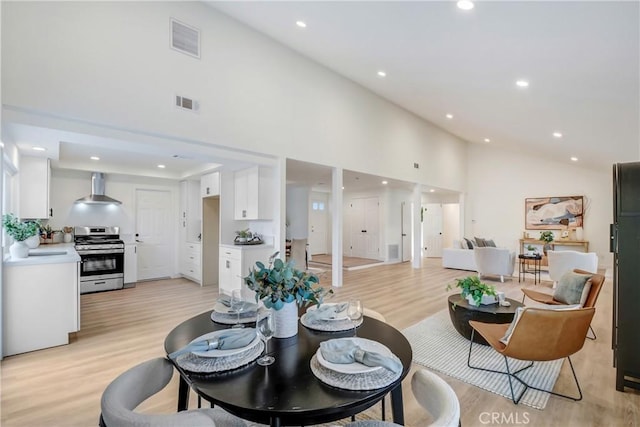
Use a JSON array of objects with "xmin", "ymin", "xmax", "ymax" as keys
[
  {"xmin": 2, "ymin": 1, "xmax": 468, "ymax": 194},
  {"xmin": 466, "ymin": 144, "xmax": 612, "ymax": 267},
  {"xmin": 442, "ymin": 203, "xmax": 461, "ymax": 249}
]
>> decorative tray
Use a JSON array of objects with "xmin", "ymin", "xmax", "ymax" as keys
[{"xmin": 234, "ymin": 240, "xmax": 264, "ymax": 246}]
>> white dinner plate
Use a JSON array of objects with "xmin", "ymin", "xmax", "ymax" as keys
[
  {"xmin": 316, "ymin": 338, "xmax": 392, "ymax": 374},
  {"xmin": 306, "ymin": 303, "xmax": 349, "ymax": 321},
  {"xmin": 190, "ymin": 329, "xmax": 260, "ymax": 358}
]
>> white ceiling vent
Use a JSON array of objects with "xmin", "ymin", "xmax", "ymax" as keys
[
  {"xmin": 175, "ymin": 94, "xmax": 200, "ymax": 113},
  {"xmin": 171, "ymin": 18, "xmax": 200, "ymax": 59}
]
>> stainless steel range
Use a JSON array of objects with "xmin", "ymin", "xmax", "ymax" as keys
[{"xmin": 75, "ymin": 226, "xmax": 125, "ymax": 294}]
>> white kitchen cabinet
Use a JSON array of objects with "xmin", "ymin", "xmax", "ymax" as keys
[
  {"xmin": 3, "ymin": 254, "xmax": 79, "ymax": 356},
  {"xmin": 181, "ymin": 242, "xmax": 202, "ymax": 283},
  {"xmin": 124, "ymin": 244, "xmax": 138, "ymax": 285},
  {"xmin": 201, "ymin": 172, "xmax": 220, "ymax": 198},
  {"xmin": 179, "ymin": 180, "xmax": 202, "ymax": 242},
  {"xmin": 218, "ymin": 244, "xmax": 273, "ymax": 297},
  {"xmin": 19, "ymin": 156, "xmax": 51, "ymax": 219},
  {"xmin": 234, "ymin": 166, "xmax": 274, "ymax": 220}
]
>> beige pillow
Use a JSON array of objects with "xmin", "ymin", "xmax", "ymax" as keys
[{"xmin": 553, "ymin": 271, "xmax": 592, "ymax": 305}]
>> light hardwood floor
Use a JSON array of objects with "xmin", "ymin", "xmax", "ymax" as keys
[{"xmin": 1, "ymin": 259, "xmax": 638, "ymax": 426}]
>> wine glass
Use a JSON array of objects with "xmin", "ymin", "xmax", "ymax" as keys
[
  {"xmin": 230, "ymin": 289, "xmax": 245, "ymax": 329},
  {"xmin": 347, "ymin": 300, "xmax": 363, "ymax": 337},
  {"xmin": 256, "ymin": 309, "xmax": 275, "ymax": 366}
]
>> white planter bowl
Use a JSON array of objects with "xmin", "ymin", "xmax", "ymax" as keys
[
  {"xmin": 466, "ymin": 294, "xmax": 497, "ymax": 306},
  {"xmin": 25, "ymin": 234, "xmax": 40, "ymax": 249}
]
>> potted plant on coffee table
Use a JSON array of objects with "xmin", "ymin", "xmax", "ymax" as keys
[
  {"xmin": 244, "ymin": 251, "xmax": 332, "ymax": 337},
  {"xmin": 448, "ymin": 275, "xmax": 497, "ymax": 306}
]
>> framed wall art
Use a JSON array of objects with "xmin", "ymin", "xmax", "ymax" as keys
[{"xmin": 525, "ymin": 196, "xmax": 584, "ymax": 230}]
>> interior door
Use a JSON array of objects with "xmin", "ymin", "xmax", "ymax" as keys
[
  {"xmin": 136, "ymin": 189, "xmax": 173, "ymax": 280},
  {"xmin": 309, "ymin": 193, "xmax": 328, "ymax": 255},
  {"xmin": 423, "ymin": 203, "xmax": 443, "ymax": 258},
  {"xmin": 349, "ymin": 197, "xmax": 379, "ymax": 259},
  {"xmin": 401, "ymin": 201, "xmax": 412, "ymax": 262}
]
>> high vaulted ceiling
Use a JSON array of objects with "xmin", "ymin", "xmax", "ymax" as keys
[{"xmin": 210, "ymin": 1, "xmax": 640, "ymax": 172}]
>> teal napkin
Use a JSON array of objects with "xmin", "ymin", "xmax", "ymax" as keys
[
  {"xmin": 168, "ymin": 328, "xmax": 256, "ymax": 359},
  {"xmin": 319, "ymin": 339, "xmax": 402, "ymax": 374},
  {"xmin": 305, "ymin": 303, "xmax": 349, "ymax": 322}
]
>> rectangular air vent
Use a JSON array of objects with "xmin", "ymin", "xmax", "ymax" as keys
[
  {"xmin": 175, "ymin": 95, "xmax": 200, "ymax": 112},
  {"xmin": 171, "ymin": 18, "xmax": 200, "ymax": 58}
]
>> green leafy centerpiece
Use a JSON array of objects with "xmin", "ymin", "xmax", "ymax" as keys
[
  {"xmin": 448, "ymin": 275, "xmax": 497, "ymax": 306},
  {"xmin": 2, "ymin": 214, "xmax": 41, "ymax": 258},
  {"xmin": 244, "ymin": 252, "xmax": 332, "ymax": 338},
  {"xmin": 539, "ymin": 231, "xmax": 554, "ymax": 254}
]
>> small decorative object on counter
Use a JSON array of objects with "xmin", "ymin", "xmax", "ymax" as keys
[
  {"xmin": 63, "ymin": 226, "xmax": 73, "ymax": 243},
  {"xmin": 234, "ymin": 229, "xmax": 264, "ymax": 245},
  {"xmin": 2, "ymin": 214, "xmax": 40, "ymax": 258}
]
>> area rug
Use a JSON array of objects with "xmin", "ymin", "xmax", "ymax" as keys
[{"xmin": 402, "ymin": 309, "xmax": 564, "ymax": 410}]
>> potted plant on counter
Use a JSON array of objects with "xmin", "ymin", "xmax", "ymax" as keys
[
  {"xmin": 448, "ymin": 275, "xmax": 497, "ymax": 306},
  {"xmin": 234, "ymin": 228, "xmax": 252, "ymax": 244},
  {"xmin": 2, "ymin": 214, "xmax": 40, "ymax": 258},
  {"xmin": 244, "ymin": 251, "xmax": 332, "ymax": 338}
]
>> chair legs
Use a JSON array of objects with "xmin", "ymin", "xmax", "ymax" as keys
[
  {"xmin": 587, "ymin": 325, "xmax": 597, "ymax": 340},
  {"xmin": 467, "ymin": 330, "xmax": 583, "ymax": 403}
]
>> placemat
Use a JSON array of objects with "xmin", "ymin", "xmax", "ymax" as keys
[
  {"xmin": 175, "ymin": 339, "xmax": 264, "ymax": 373},
  {"xmin": 310, "ymin": 353, "xmax": 401, "ymax": 390},
  {"xmin": 211, "ymin": 310, "xmax": 257, "ymax": 325},
  {"xmin": 301, "ymin": 313, "xmax": 363, "ymax": 332}
]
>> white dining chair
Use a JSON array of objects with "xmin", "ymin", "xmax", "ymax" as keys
[
  {"xmin": 100, "ymin": 358, "xmax": 248, "ymax": 427},
  {"xmin": 345, "ymin": 369, "xmax": 460, "ymax": 427}
]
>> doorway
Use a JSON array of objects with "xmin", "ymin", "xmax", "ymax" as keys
[
  {"xmin": 401, "ymin": 201, "xmax": 412, "ymax": 262},
  {"xmin": 135, "ymin": 189, "xmax": 173, "ymax": 280},
  {"xmin": 423, "ymin": 203, "xmax": 443, "ymax": 258},
  {"xmin": 202, "ymin": 196, "xmax": 220, "ymax": 286},
  {"xmin": 348, "ymin": 197, "xmax": 380, "ymax": 259},
  {"xmin": 309, "ymin": 192, "xmax": 329, "ymax": 255}
]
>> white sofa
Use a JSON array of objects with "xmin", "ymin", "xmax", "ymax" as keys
[
  {"xmin": 473, "ymin": 247, "xmax": 516, "ymax": 282},
  {"xmin": 442, "ymin": 248, "xmax": 476, "ymax": 271}
]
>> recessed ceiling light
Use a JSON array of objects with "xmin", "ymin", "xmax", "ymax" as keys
[
  {"xmin": 553, "ymin": 132, "xmax": 563, "ymax": 138},
  {"xmin": 429, "ymin": 189, "xmax": 435, "ymax": 193},
  {"xmin": 377, "ymin": 70, "xmax": 386, "ymax": 78},
  {"xmin": 341, "ymin": 186, "xmax": 345, "ymax": 190},
  {"xmin": 457, "ymin": 0, "xmax": 474, "ymax": 11},
  {"xmin": 446, "ymin": 114, "xmax": 453, "ymax": 119},
  {"xmin": 382, "ymin": 180, "xmax": 388, "ymax": 185},
  {"xmin": 484, "ymin": 138, "xmax": 491, "ymax": 143},
  {"xmin": 516, "ymin": 80, "xmax": 529, "ymax": 88},
  {"xmin": 296, "ymin": 21, "xmax": 306, "ymax": 28},
  {"xmin": 90, "ymin": 156, "xmax": 100, "ymax": 161},
  {"xmin": 32, "ymin": 146, "xmax": 46, "ymax": 151},
  {"xmin": 157, "ymin": 164, "xmax": 166, "ymax": 169},
  {"xmin": 570, "ymin": 157, "xmax": 578, "ymax": 162}
]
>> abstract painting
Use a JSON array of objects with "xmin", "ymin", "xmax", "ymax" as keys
[{"xmin": 525, "ymin": 196, "xmax": 584, "ymax": 230}]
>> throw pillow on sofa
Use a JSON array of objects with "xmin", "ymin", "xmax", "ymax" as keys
[
  {"xmin": 474, "ymin": 237, "xmax": 486, "ymax": 247},
  {"xmin": 464, "ymin": 238, "xmax": 475, "ymax": 249},
  {"xmin": 485, "ymin": 239, "xmax": 496, "ymax": 247}
]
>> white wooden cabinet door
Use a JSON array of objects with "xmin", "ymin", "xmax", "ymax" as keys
[
  {"xmin": 20, "ymin": 156, "xmax": 51, "ymax": 219},
  {"xmin": 201, "ymin": 172, "xmax": 220, "ymax": 198},
  {"xmin": 234, "ymin": 169, "xmax": 249, "ymax": 219},
  {"xmin": 124, "ymin": 244, "xmax": 138, "ymax": 284},
  {"xmin": 234, "ymin": 166, "xmax": 273, "ymax": 220}
]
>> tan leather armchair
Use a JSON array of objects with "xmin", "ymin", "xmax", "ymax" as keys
[
  {"xmin": 522, "ymin": 268, "xmax": 605, "ymax": 339},
  {"xmin": 467, "ymin": 307, "xmax": 595, "ymax": 404}
]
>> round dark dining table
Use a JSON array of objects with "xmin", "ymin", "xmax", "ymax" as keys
[{"xmin": 164, "ymin": 310, "xmax": 413, "ymax": 427}]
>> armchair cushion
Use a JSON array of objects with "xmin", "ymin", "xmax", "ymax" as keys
[
  {"xmin": 473, "ymin": 247, "xmax": 516, "ymax": 278},
  {"xmin": 553, "ymin": 271, "xmax": 592, "ymax": 305}
]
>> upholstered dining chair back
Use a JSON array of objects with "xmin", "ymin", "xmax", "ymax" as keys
[
  {"xmin": 411, "ymin": 369, "xmax": 460, "ymax": 427},
  {"xmin": 473, "ymin": 247, "xmax": 516, "ymax": 282},
  {"xmin": 100, "ymin": 358, "xmax": 247, "ymax": 427},
  {"xmin": 498, "ymin": 307, "xmax": 595, "ymax": 362},
  {"xmin": 344, "ymin": 369, "xmax": 460, "ymax": 427},
  {"xmin": 547, "ymin": 250, "xmax": 598, "ymax": 283},
  {"xmin": 290, "ymin": 238, "xmax": 308, "ymax": 271}
]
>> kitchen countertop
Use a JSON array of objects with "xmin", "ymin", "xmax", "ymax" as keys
[
  {"xmin": 4, "ymin": 243, "xmax": 80, "ymax": 266},
  {"xmin": 220, "ymin": 243, "xmax": 274, "ymax": 251}
]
